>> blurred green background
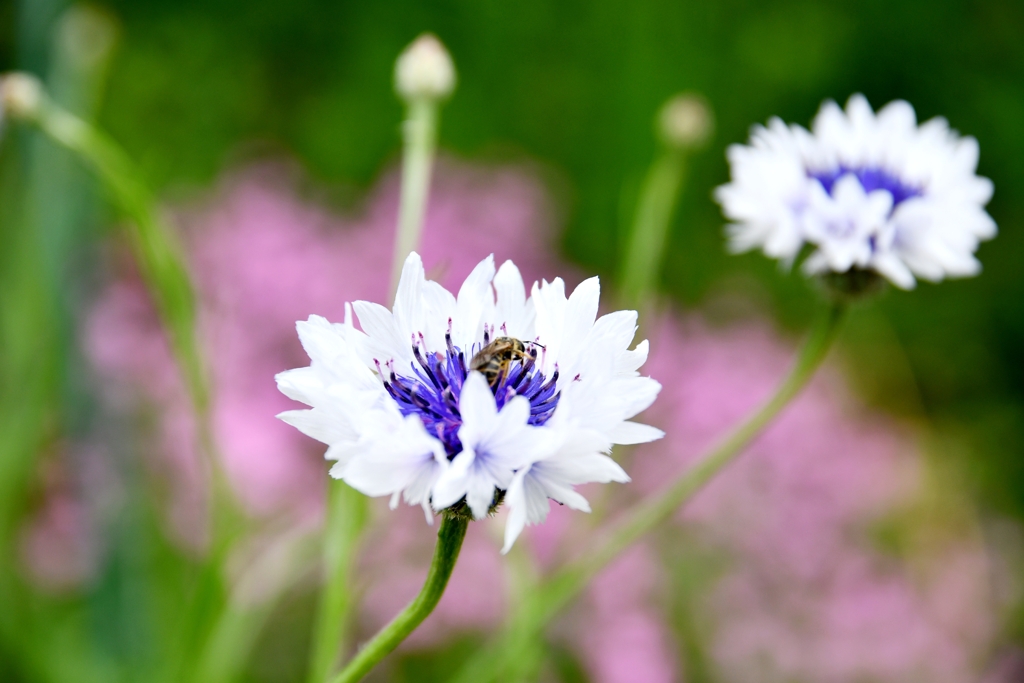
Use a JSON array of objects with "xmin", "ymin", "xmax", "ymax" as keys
[{"xmin": 2, "ymin": 0, "xmax": 1023, "ymax": 662}]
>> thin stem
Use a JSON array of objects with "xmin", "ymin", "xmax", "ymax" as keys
[
  {"xmin": 307, "ymin": 484, "xmax": 368, "ymax": 683},
  {"xmin": 21, "ymin": 92, "xmax": 239, "ymax": 515},
  {"xmin": 22, "ymin": 93, "xmax": 242, "ymax": 520},
  {"xmin": 22, "ymin": 92, "xmax": 209, "ymax": 420},
  {"xmin": 330, "ymin": 514, "xmax": 469, "ymax": 683},
  {"xmin": 448, "ymin": 302, "xmax": 847, "ymax": 683},
  {"xmin": 194, "ymin": 528, "xmax": 320, "ymax": 683},
  {"xmin": 390, "ymin": 98, "xmax": 439, "ymax": 299},
  {"xmin": 618, "ymin": 148, "xmax": 687, "ymax": 309},
  {"xmin": 558, "ymin": 302, "xmax": 846, "ymax": 589},
  {"xmin": 12, "ymin": 88, "xmax": 243, "ymax": 678}
]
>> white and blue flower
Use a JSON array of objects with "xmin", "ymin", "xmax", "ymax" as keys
[
  {"xmin": 715, "ymin": 94, "xmax": 996, "ymax": 288},
  {"xmin": 276, "ymin": 253, "xmax": 662, "ymax": 550}
]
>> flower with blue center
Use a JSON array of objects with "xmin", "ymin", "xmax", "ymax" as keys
[
  {"xmin": 276, "ymin": 252, "xmax": 663, "ymax": 551},
  {"xmin": 715, "ymin": 94, "xmax": 996, "ymax": 289}
]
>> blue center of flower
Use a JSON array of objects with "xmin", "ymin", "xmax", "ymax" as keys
[
  {"xmin": 809, "ymin": 166, "xmax": 923, "ymax": 210},
  {"xmin": 380, "ymin": 332, "xmax": 560, "ymax": 459}
]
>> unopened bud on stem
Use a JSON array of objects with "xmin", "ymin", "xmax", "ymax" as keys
[
  {"xmin": 1, "ymin": 72, "xmax": 44, "ymax": 120},
  {"xmin": 395, "ymin": 33, "xmax": 456, "ymax": 102},
  {"xmin": 658, "ymin": 93, "xmax": 713, "ymax": 150},
  {"xmin": 56, "ymin": 5, "xmax": 119, "ymax": 72}
]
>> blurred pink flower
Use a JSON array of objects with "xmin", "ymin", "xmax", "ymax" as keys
[
  {"xmin": 628, "ymin": 315, "xmax": 1000, "ymax": 683},
  {"xmin": 575, "ymin": 545, "xmax": 679, "ymax": 683},
  {"xmin": 17, "ymin": 455, "xmax": 95, "ymax": 592}
]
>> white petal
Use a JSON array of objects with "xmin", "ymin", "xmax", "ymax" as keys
[
  {"xmin": 564, "ymin": 277, "xmax": 600, "ymax": 345},
  {"xmin": 352, "ymin": 300, "xmax": 410, "ymax": 366},
  {"xmin": 431, "ymin": 450, "xmax": 474, "ymax": 511},
  {"xmin": 451, "ymin": 255, "xmax": 496, "ymax": 351},
  {"xmin": 492, "ymin": 260, "xmax": 535, "ymax": 340},
  {"xmin": 872, "ymin": 252, "xmax": 917, "ymax": 289},
  {"xmin": 392, "ymin": 252, "xmax": 426, "ymax": 342},
  {"xmin": 275, "ymin": 367, "xmax": 323, "ymax": 405},
  {"xmin": 457, "ymin": 372, "xmax": 499, "ymax": 442},
  {"xmin": 501, "ymin": 468, "xmax": 531, "ymax": 554},
  {"xmin": 277, "ymin": 409, "xmax": 353, "ymax": 445},
  {"xmin": 501, "ymin": 465, "xmax": 556, "ymax": 553},
  {"xmin": 607, "ymin": 420, "xmax": 665, "ymax": 445}
]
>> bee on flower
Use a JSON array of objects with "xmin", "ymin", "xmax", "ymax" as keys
[
  {"xmin": 276, "ymin": 253, "xmax": 662, "ymax": 552},
  {"xmin": 715, "ymin": 94, "xmax": 996, "ymax": 289}
]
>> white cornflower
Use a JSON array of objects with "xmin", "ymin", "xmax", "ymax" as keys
[
  {"xmin": 715, "ymin": 94, "xmax": 996, "ymax": 289},
  {"xmin": 276, "ymin": 253, "xmax": 662, "ymax": 550}
]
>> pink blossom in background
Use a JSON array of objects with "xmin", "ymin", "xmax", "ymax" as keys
[
  {"xmin": 574, "ymin": 545, "xmax": 679, "ymax": 683},
  {"xmin": 630, "ymin": 315, "xmax": 1001, "ymax": 683},
  {"xmin": 18, "ymin": 456, "xmax": 95, "ymax": 592},
  {"xmin": 19, "ymin": 494, "xmax": 92, "ymax": 592}
]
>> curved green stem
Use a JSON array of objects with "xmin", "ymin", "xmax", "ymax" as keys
[
  {"xmin": 15, "ymin": 89, "xmax": 237, "ymax": 522},
  {"xmin": 23, "ymin": 93, "xmax": 209, "ymax": 415},
  {"xmin": 307, "ymin": 484, "xmax": 368, "ymax": 683},
  {"xmin": 449, "ymin": 302, "xmax": 847, "ymax": 683},
  {"xmin": 618, "ymin": 148, "xmax": 687, "ymax": 309},
  {"xmin": 7, "ymin": 81, "xmax": 246, "ymax": 679},
  {"xmin": 18, "ymin": 85, "xmax": 238, "ymax": 498},
  {"xmin": 330, "ymin": 514, "xmax": 469, "ymax": 683}
]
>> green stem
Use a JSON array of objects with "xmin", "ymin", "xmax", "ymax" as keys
[
  {"xmin": 618, "ymin": 148, "xmax": 687, "ymax": 309},
  {"xmin": 390, "ymin": 98, "xmax": 440, "ymax": 298},
  {"xmin": 19, "ymin": 93, "xmax": 241, "ymax": 526},
  {"xmin": 11, "ymin": 86, "xmax": 244, "ymax": 678},
  {"xmin": 194, "ymin": 528, "xmax": 320, "ymax": 683},
  {"xmin": 449, "ymin": 302, "xmax": 847, "ymax": 683},
  {"xmin": 307, "ymin": 484, "xmax": 368, "ymax": 683},
  {"xmin": 22, "ymin": 91, "xmax": 209, "ymax": 420},
  {"xmin": 330, "ymin": 514, "xmax": 469, "ymax": 683}
]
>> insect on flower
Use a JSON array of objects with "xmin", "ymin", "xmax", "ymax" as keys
[{"xmin": 468, "ymin": 333, "xmax": 544, "ymax": 389}]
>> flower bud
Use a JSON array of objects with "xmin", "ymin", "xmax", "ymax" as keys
[
  {"xmin": 1, "ymin": 72, "xmax": 44, "ymax": 120},
  {"xmin": 56, "ymin": 5, "xmax": 119, "ymax": 72},
  {"xmin": 394, "ymin": 34, "xmax": 456, "ymax": 103},
  {"xmin": 658, "ymin": 93, "xmax": 713, "ymax": 150}
]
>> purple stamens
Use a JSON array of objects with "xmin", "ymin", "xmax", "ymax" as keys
[
  {"xmin": 808, "ymin": 165, "xmax": 923, "ymax": 213},
  {"xmin": 381, "ymin": 338, "xmax": 561, "ymax": 459}
]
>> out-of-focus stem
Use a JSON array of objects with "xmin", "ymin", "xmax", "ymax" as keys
[
  {"xmin": 618, "ymin": 148, "xmax": 687, "ymax": 309},
  {"xmin": 22, "ymin": 85, "xmax": 239, "ymax": 520},
  {"xmin": 194, "ymin": 527, "xmax": 321, "ymax": 683},
  {"xmin": 4, "ymin": 74, "xmax": 242, "ymax": 678},
  {"xmin": 330, "ymin": 514, "xmax": 469, "ymax": 683},
  {"xmin": 390, "ymin": 98, "xmax": 440, "ymax": 298},
  {"xmin": 618, "ymin": 93, "xmax": 712, "ymax": 311},
  {"xmin": 388, "ymin": 33, "xmax": 454, "ymax": 299},
  {"xmin": 449, "ymin": 302, "xmax": 846, "ymax": 683},
  {"xmin": 10, "ymin": 81, "xmax": 209, "ymax": 419},
  {"xmin": 307, "ymin": 484, "xmax": 368, "ymax": 683}
]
